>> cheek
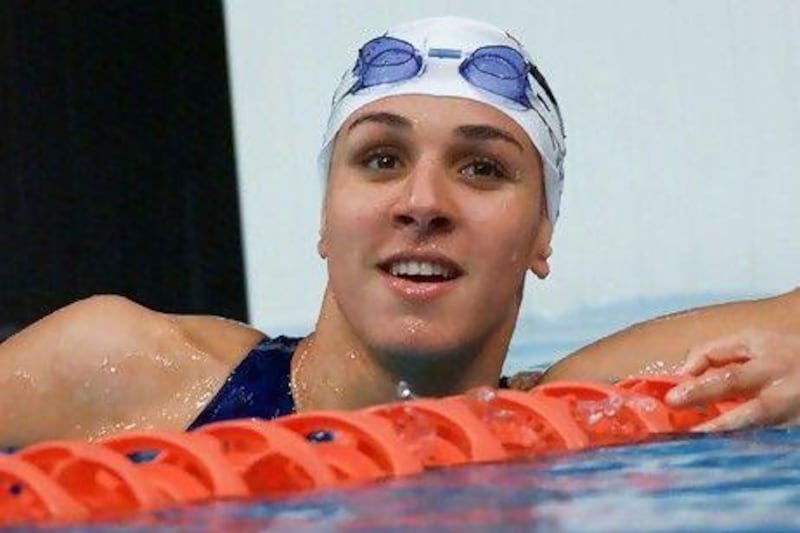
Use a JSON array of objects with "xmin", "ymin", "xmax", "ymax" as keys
[
  {"xmin": 467, "ymin": 198, "xmax": 538, "ymax": 270},
  {"xmin": 324, "ymin": 188, "xmax": 386, "ymax": 255}
]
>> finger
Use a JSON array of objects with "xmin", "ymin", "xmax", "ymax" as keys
[
  {"xmin": 666, "ymin": 361, "xmax": 771, "ymax": 406},
  {"xmin": 680, "ymin": 336, "xmax": 753, "ymax": 375},
  {"xmin": 691, "ymin": 398, "xmax": 768, "ymax": 432}
]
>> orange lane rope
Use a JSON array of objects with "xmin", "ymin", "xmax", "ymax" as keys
[{"xmin": 0, "ymin": 375, "xmax": 742, "ymax": 526}]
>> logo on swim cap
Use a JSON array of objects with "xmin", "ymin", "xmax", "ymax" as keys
[{"xmin": 320, "ymin": 16, "xmax": 566, "ymax": 224}]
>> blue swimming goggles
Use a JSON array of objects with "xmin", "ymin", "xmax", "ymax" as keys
[{"xmin": 344, "ymin": 35, "xmax": 560, "ymax": 115}]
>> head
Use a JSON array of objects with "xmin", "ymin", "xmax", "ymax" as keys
[{"xmin": 316, "ymin": 17, "xmax": 566, "ymax": 368}]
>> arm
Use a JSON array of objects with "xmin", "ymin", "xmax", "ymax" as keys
[
  {"xmin": 0, "ymin": 295, "xmax": 264, "ymax": 447},
  {"xmin": 541, "ymin": 288, "xmax": 800, "ymax": 383}
]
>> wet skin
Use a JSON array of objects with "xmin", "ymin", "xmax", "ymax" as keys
[
  {"xmin": 295, "ymin": 94, "xmax": 553, "ymax": 409},
  {"xmin": 0, "ymin": 93, "xmax": 797, "ymax": 445},
  {"xmin": 0, "ymin": 95, "xmax": 555, "ymax": 443}
]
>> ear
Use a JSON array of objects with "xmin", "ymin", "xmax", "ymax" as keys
[
  {"xmin": 317, "ymin": 203, "xmax": 329, "ymax": 259},
  {"xmin": 528, "ymin": 217, "xmax": 553, "ymax": 279}
]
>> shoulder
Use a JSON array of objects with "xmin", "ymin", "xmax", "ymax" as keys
[
  {"xmin": 52, "ymin": 295, "xmax": 267, "ymax": 367},
  {"xmin": 1, "ymin": 295, "xmax": 273, "ymax": 443},
  {"xmin": 171, "ymin": 314, "xmax": 266, "ymax": 366}
]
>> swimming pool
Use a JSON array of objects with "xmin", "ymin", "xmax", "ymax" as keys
[
  {"xmin": 6, "ymin": 294, "xmax": 798, "ymax": 530},
  {"xmin": 91, "ymin": 427, "xmax": 800, "ymax": 531}
]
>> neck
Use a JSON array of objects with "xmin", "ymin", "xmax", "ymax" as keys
[{"xmin": 291, "ymin": 286, "xmax": 518, "ymax": 411}]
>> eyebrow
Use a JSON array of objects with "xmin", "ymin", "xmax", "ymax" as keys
[
  {"xmin": 346, "ymin": 112, "xmax": 524, "ymax": 152},
  {"xmin": 455, "ymin": 125, "xmax": 524, "ymax": 152},
  {"xmin": 347, "ymin": 112, "xmax": 413, "ymax": 132}
]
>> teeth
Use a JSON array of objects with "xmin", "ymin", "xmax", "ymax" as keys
[{"xmin": 389, "ymin": 260, "xmax": 454, "ymax": 279}]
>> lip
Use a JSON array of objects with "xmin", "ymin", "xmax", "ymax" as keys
[{"xmin": 376, "ymin": 252, "xmax": 464, "ymax": 302}]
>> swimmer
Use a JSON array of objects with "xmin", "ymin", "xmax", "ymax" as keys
[{"xmin": 0, "ymin": 17, "xmax": 798, "ymax": 447}]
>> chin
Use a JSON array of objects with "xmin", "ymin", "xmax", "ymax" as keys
[{"xmin": 368, "ymin": 325, "xmax": 475, "ymax": 362}]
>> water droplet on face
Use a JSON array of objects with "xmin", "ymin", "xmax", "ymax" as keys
[{"xmin": 402, "ymin": 317, "xmax": 426, "ymax": 335}]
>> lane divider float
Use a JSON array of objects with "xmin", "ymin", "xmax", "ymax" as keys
[{"xmin": 0, "ymin": 375, "xmax": 742, "ymax": 526}]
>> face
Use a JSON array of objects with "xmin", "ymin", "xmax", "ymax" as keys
[{"xmin": 319, "ymin": 95, "xmax": 552, "ymax": 360}]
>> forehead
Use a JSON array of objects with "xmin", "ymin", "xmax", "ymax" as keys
[
  {"xmin": 334, "ymin": 95, "xmax": 541, "ymax": 166},
  {"xmin": 341, "ymin": 95, "xmax": 536, "ymax": 149}
]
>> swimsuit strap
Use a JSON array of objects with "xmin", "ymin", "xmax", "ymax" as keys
[{"xmin": 188, "ymin": 335, "xmax": 300, "ymax": 429}]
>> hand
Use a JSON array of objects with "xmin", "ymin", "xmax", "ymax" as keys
[{"xmin": 664, "ymin": 329, "xmax": 800, "ymax": 431}]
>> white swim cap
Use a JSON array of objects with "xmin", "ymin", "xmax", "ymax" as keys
[{"xmin": 319, "ymin": 16, "xmax": 567, "ymax": 224}]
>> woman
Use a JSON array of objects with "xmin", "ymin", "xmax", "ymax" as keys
[{"xmin": 1, "ymin": 17, "xmax": 797, "ymax": 446}]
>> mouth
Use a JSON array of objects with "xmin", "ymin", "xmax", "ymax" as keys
[{"xmin": 377, "ymin": 255, "xmax": 464, "ymax": 284}]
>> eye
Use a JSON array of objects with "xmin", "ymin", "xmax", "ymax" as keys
[
  {"xmin": 363, "ymin": 152, "xmax": 401, "ymax": 171},
  {"xmin": 460, "ymin": 158, "xmax": 508, "ymax": 183}
]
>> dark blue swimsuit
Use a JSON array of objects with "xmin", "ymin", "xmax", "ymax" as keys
[
  {"xmin": 188, "ymin": 336, "xmax": 300, "ymax": 430},
  {"xmin": 189, "ymin": 334, "xmax": 512, "ymax": 430}
]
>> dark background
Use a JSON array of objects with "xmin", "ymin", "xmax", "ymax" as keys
[{"xmin": 0, "ymin": 1, "xmax": 248, "ymax": 340}]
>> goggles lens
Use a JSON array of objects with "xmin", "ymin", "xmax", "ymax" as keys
[
  {"xmin": 353, "ymin": 36, "xmax": 422, "ymax": 91},
  {"xmin": 460, "ymin": 45, "xmax": 531, "ymax": 107}
]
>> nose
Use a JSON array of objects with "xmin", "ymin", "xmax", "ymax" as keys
[{"xmin": 391, "ymin": 161, "xmax": 455, "ymax": 237}]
